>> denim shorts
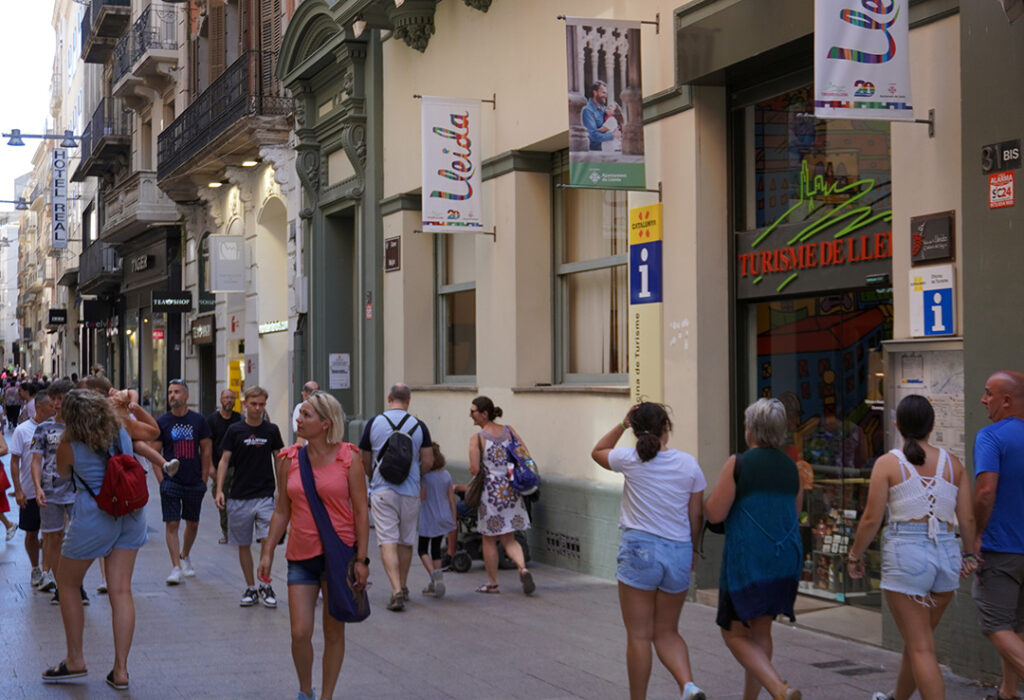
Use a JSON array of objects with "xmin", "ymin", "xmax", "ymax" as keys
[
  {"xmin": 287, "ymin": 555, "xmax": 327, "ymax": 586},
  {"xmin": 616, "ymin": 528, "xmax": 693, "ymax": 594},
  {"xmin": 881, "ymin": 521, "xmax": 960, "ymax": 599}
]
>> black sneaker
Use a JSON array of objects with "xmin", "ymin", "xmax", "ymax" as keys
[
  {"xmin": 80, "ymin": 586, "xmax": 90, "ymax": 606},
  {"xmin": 50, "ymin": 588, "xmax": 60, "ymax": 606},
  {"xmin": 240, "ymin": 587, "xmax": 258, "ymax": 607},
  {"xmin": 259, "ymin": 584, "xmax": 277, "ymax": 608}
]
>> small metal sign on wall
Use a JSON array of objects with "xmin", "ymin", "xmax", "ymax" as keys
[
  {"xmin": 385, "ymin": 237, "xmax": 401, "ymax": 272},
  {"xmin": 910, "ymin": 211, "xmax": 955, "ymax": 265}
]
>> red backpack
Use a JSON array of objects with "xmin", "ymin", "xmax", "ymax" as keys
[{"xmin": 74, "ymin": 441, "xmax": 149, "ymax": 518}]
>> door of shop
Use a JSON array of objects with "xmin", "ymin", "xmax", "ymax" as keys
[{"xmin": 745, "ymin": 290, "xmax": 891, "ymax": 608}]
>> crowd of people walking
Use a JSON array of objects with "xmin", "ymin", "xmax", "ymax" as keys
[{"xmin": 4, "ymin": 368, "xmax": 1024, "ymax": 699}]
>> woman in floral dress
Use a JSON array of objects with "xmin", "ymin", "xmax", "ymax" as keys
[{"xmin": 468, "ymin": 396, "xmax": 535, "ymax": 595}]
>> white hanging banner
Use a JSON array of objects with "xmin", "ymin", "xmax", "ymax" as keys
[
  {"xmin": 52, "ymin": 148, "xmax": 69, "ymax": 250},
  {"xmin": 209, "ymin": 235, "xmax": 246, "ymax": 293},
  {"xmin": 814, "ymin": 0, "xmax": 914, "ymax": 121},
  {"xmin": 421, "ymin": 96, "xmax": 485, "ymax": 234}
]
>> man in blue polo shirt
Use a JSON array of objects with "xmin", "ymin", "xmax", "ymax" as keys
[
  {"xmin": 155, "ymin": 380, "xmax": 213, "ymax": 586},
  {"xmin": 359, "ymin": 383, "xmax": 433, "ymax": 612},
  {"xmin": 973, "ymin": 370, "xmax": 1024, "ymax": 696}
]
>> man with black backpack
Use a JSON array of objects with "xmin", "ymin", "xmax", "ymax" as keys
[{"xmin": 359, "ymin": 383, "xmax": 434, "ymax": 611}]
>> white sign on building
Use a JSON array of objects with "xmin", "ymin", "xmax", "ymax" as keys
[
  {"xmin": 52, "ymin": 149, "xmax": 68, "ymax": 250},
  {"xmin": 909, "ymin": 264, "xmax": 956, "ymax": 337}
]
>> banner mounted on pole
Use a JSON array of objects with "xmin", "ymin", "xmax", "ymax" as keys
[
  {"xmin": 814, "ymin": 0, "xmax": 914, "ymax": 121},
  {"xmin": 421, "ymin": 96, "xmax": 485, "ymax": 234},
  {"xmin": 209, "ymin": 235, "xmax": 246, "ymax": 293},
  {"xmin": 52, "ymin": 148, "xmax": 68, "ymax": 250},
  {"xmin": 565, "ymin": 17, "xmax": 646, "ymax": 189}
]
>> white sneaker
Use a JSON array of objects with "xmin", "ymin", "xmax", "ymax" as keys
[
  {"xmin": 5, "ymin": 521, "xmax": 16, "ymax": 541},
  {"xmin": 872, "ymin": 694, "xmax": 894, "ymax": 700},
  {"xmin": 431, "ymin": 570, "xmax": 445, "ymax": 599},
  {"xmin": 38, "ymin": 571, "xmax": 57, "ymax": 592},
  {"xmin": 166, "ymin": 566, "xmax": 183, "ymax": 585},
  {"xmin": 30, "ymin": 567, "xmax": 43, "ymax": 588},
  {"xmin": 682, "ymin": 681, "xmax": 706, "ymax": 700},
  {"xmin": 163, "ymin": 459, "xmax": 180, "ymax": 478},
  {"xmin": 240, "ymin": 587, "xmax": 258, "ymax": 607},
  {"xmin": 180, "ymin": 556, "xmax": 196, "ymax": 577}
]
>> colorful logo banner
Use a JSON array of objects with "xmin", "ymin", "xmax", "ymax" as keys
[
  {"xmin": 565, "ymin": 17, "xmax": 646, "ymax": 189},
  {"xmin": 421, "ymin": 96, "xmax": 485, "ymax": 234},
  {"xmin": 814, "ymin": 0, "xmax": 914, "ymax": 121}
]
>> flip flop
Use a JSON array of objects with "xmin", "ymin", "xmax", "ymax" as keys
[
  {"xmin": 475, "ymin": 583, "xmax": 500, "ymax": 594},
  {"xmin": 520, "ymin": 569, "xmax": 536, "ymax": 595},
  {"xmin": 41, "ymin": 660, "xmax": 88, "ymax": 682},
  {"xmin": 106, "ymin": 671, "xmax": 129, "ymax": 690}
]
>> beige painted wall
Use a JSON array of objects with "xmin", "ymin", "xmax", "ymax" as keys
[{"xmin": 890, "ymin": 15, "xmax": 962, "ymax": 339}]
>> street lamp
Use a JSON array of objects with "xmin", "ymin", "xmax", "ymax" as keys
[
  {"xmin": 3, "ymin": 129, "xmax": 80, "ymax": 148},
  {"xmin": 0, "ymin": 199, "xmax": 29, "ymax": 211}
]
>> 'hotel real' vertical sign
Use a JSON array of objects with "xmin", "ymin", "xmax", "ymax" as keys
[
  {"xmin": 628, "ymin": 203, "xmax": 663, "ymax": 404},
  {"xmin": 52, "ymin": 148, "xmax": 69, "ymax": 250}
]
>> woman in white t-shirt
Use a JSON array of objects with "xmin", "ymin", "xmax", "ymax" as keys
[{"xmin": 591, "ymin": 402, "xmax": 707, "ymax": 700}]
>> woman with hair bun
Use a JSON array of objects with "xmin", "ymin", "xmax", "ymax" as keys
[
  {"xmin": 706, "ymin": 397, "xmax": 803, "ymax": 700},
  {"xmin": 468, "ymin": 395, "xmax": 534, "ymax": 595},
  {"xmin": 847, "ymin": 394, "xmax": 976, "ymax": 700},
  {"xmin": 591, "ymin": 402, "xmax": 707, "ymax": 700}
]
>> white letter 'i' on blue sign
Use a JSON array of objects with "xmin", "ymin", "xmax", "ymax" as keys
[
  {"xmin": 638, "ymin": 247, "xmax": 651, "ymax": 298},
  {"xmin": 930, "ymin": 291, "xmax": 946, "ymax": 332}
]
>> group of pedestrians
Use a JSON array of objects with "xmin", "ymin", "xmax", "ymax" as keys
[{"xmin": 591, "ymin": 370, "xmax": 1024, "ymax": 700}]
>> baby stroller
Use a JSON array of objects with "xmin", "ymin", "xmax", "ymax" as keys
[{"xmin": 447, "ymin": 492, "xmax": 532, "ymax": 573}]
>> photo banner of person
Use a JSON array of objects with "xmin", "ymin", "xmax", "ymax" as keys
[
  {"xmin": 565, "ymin": 17, "xmax": 646, "ymax": 189},
  {"xmin": 421, "ymin": 96, "xmax": 485, "ymax": 234},
  {"xmin": 814, "ymin": 0, "xmax": 914, "ymax": 121}
]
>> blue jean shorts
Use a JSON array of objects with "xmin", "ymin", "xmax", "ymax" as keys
[
  {"xmin": 881, "ymin": 521, "xmax": 961, "ymax": 599},
  {"xmin": 616, "ymin": 528, "xmax": 693, "ymax": 594},
  {"xmin": 287, "ymin": 555, "xmax": 327, "ymax": 586}
]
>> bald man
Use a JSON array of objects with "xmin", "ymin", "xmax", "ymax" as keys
[{"xmin": 973, "ymin": 370, "xmax": 1024, "ymax": 698}]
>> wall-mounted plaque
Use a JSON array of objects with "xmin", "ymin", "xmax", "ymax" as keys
[
  {"xmin": 910, "ymin": 211, "xmax": 955, "ymax": 265},
  {"xmin": 385, "ymin": 236, "xmax": 401, "ymax": 272}
]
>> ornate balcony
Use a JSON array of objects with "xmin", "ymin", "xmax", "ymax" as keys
[
  {"xmin": 81, "ymin": 0, "xmax": 131, "ymax": 64},
  {"xmin": 78, "ymin": 241, "xmax": 122, "ymax": 293},
  {"xmin": 72, "ymin": 97, "xmax": 132, "ymax": 182},
  {"xmin": 112, "ymin": 2, "xmax": 179, "ymax": 99},
  {"xmin": 101, "ymin": 169, "xmax": 180, "ymax": 244},
  {"xmin": 157, "ymin": 51, "xmax": 293, "ymax": 200}
]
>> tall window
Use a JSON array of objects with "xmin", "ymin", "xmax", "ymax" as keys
[
  {"xmin": 553, "ymin": 152, "xmax": 628, "ymax": 382},
  {"xmin": 436, "ymin": 234, "xmax": 476, "ymax": 382}
]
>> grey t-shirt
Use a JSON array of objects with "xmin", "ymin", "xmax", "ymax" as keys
[{"xmin": 30, "ymin": 419, "xmax": 74, "ymax": 505}]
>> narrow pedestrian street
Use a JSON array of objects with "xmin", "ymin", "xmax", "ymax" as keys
[{"xmin": 1, "ymin": 455, "xmax": 987, "ymax": 700}]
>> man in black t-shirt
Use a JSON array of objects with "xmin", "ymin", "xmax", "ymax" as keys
[
  {"xmin": 206, "ymin": 388, "xmax": 241, "ymax": 543},
  {"xmin": 215, "ymin": 386, "xmax": 284, "ymax": 609}
]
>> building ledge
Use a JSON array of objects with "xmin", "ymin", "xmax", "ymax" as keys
[{"xmin": 512, "ymin": 385, "xmax": 629, "ymax": 395}]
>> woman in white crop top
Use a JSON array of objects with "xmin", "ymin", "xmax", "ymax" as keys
[{"xmin": 848, "ymin": 395, "xmax": 977, "ymax": 700}]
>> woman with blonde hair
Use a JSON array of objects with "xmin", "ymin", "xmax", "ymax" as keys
[
  {"xmin": 259, "ymin": 390, "xmax": 369, "ymax": 700},
  {"xmin": 706, "ymin": 398, "xmax": 803, "ymax": 700},
  {"xmin": 42, "ymin": 389, "xmax": 147, "ymax": 690}
]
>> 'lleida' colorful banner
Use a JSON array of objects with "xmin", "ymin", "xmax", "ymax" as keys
[
  {"xmin": 421, "ymin": 96, "xmax": 485, "ymax": 234},
  {"xmin": 814, "ymin": 0, "xmax": 914, "ymax": 121}
]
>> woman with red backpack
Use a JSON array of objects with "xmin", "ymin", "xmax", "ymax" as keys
[{"xmin": 41, "ymin": 389, "xmax": 147, "ymax": 690}]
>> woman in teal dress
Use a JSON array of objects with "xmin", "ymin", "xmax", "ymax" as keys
[{"xmin": 706, "ymin": 398, "xmax": 803, "ymax": 700}]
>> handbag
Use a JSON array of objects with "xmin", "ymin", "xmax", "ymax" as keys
[
  {"xmin": 464, "ymin": 433, "xmax": 486, "ymax": 509},
  {"xmin": 505, "ymin": 431, "xmax": 540, "ymax": 496},
  {"xmin": 297, "ymin": 446, "xmax": 370, "ymax": 623}
]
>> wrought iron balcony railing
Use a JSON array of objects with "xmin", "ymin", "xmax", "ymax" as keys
[
  {"xmin": 81, "ymin": 0, "xmax": 131, "ymax": 64},
  {"xmin": 113, "ymin": 2, "xmax": 177, "ymax": 85},
  {"xmin": 157, "ymin": 51, "xmax": 292, "ymax": 181},
  {"xmin": 78, "ymin": 241, "xmax": 122, "ymax": 292},
  {"xmin": 73, "ymin": 97, "xmax": 131, "ymax": 182}
]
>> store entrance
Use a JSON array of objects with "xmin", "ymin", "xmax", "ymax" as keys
[{"xmin": 747, "ymin": 288, "xmax": 892, "ymax": 612}]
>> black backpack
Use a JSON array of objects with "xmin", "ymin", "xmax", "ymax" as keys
[{"xmin": 375, "ymin": 414, "xmax": 419, "ymax": 485}]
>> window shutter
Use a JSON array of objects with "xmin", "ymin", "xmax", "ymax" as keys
[
  {"xmin": 259, "ymin": 0, "xmax": 282, "ymax": 95},
  {"xmin": 209, "ymin": 0, "xmax": 226, "ymax": 83}
]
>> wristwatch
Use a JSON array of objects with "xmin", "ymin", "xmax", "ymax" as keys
[{"xmin": 356, "ymin": 557, "xmax": 370, "ymax": 565}]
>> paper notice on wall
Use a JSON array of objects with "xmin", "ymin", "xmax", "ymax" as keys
[{"xmin": 329, "ymin": 353, "xmax": 350, "ymax": 390}]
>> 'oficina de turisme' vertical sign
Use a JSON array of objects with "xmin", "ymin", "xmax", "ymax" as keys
[
  {"xmin": 421, "ymin": 96, "xmax": 485, "ymax": 234},
  {"xmin": 52, "ymin": 148, "xmax": 68, "ymax": 250},
  {"xmin": 814, "ymin": 0, "xmax": 914, "ymax": 121}
]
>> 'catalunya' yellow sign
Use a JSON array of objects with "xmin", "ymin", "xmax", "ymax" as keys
[{"xmin": 628, "ymin": 204, "xmax": 663, "ymax": 403}]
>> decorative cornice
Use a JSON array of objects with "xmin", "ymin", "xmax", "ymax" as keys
[
  {"xmin": 481, "ymin": 150, "xmax": 551, "ymax": 181},
  {"xmin": 387, "ymin": 0, "xmax": 439, "ymax": 52},
  {"xmin": 464, "ymin": 0, "xmax": 492, "ymax": 11},
  {"xmin": 379, "ymin": 192, "xmax": 421, "ymax": 216},
  {"xmin": 642, "ymin": 85, "xmax": 694, "ymax": 124}
]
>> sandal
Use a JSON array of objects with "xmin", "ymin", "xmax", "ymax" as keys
[
  {"xmin": 41, "ymin": 660, "xmax": 88, "ymax": 682},
  {"xmin": 475, "ymin": 583, "xmax": 500, "ymax": 594},
  {"xmin": 106, "ymin": 671, "xmax": 129, "ymax": 690},
  {"xmin": 520, "ymin": 569, "xmax": 536, "ymax": 595}
]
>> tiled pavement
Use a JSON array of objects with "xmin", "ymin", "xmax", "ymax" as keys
[{"xmin": 1, "ymin": 451, "xmax": 993, "ymax": 699}]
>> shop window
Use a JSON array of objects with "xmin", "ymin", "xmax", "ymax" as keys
[
  {"xmin": 436, "ymin": 234, "xmax": 476, "ymax": 382},
  {"xmin": 734, "ymin": 84, "xmax": 894, "ymax": 609},
  {"xmin": 553, "ymin": 151, "xmax": 628, "ymax": 383}
]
